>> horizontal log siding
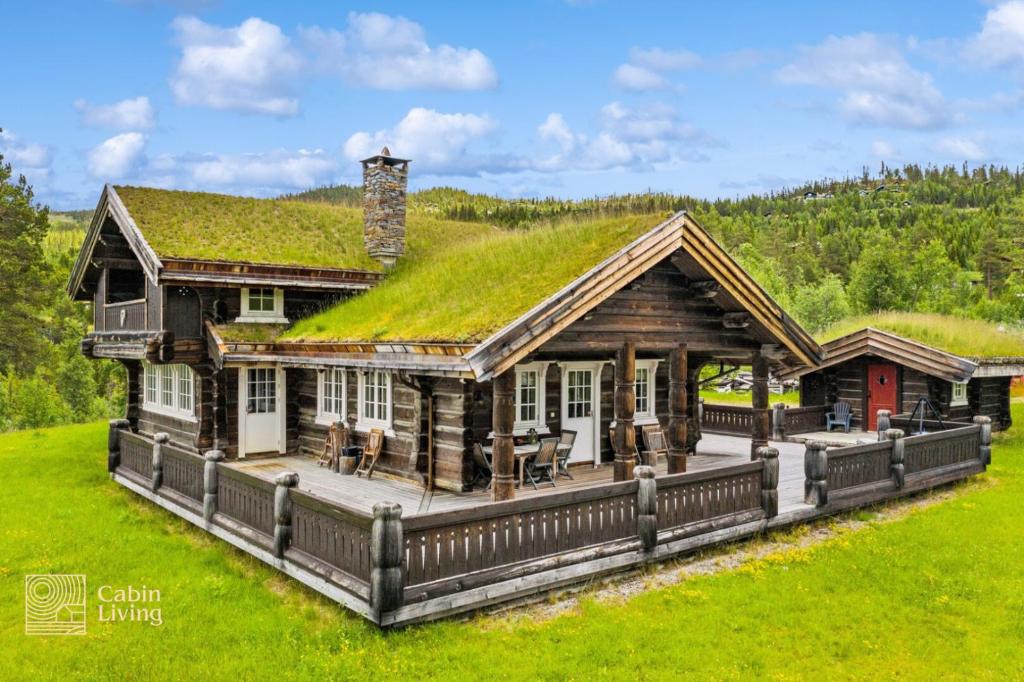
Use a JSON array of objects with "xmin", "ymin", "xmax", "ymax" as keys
[
  {"xmin": 656, "ymin": 462, "xmax": 763, "ymax": 528},
  {"xmin": 162, "ymin": 444, "xmax": 204, "ymax": 502},
  {"xmin": 119, "ymin": 430, "xmax": 152, "ymax": 478},
  {"xmin": 403, "ymin": 480, "xmax": 639, "ymax": 588},
  {"xmin": 903, "ymin": 425, "xmax": 981, "ymax": 474},
  {"xmin": 216, "ymin": 466, "xmax": 275, "ymax": 535},
  {"xmin": 702, "ymin": 404, "xmax": 754, "ymax": 435},
  {"xmin": 827, "ymin": 441, "xmax": 891, "ymax": 491},
  {"xmin": 290, "ymin": 490, "xmax": 372, "ymax": 584}
]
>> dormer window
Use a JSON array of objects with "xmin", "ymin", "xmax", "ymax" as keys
[{"xmin": 237, "ymin": 287, "xmax": 287, "ymax": 323}]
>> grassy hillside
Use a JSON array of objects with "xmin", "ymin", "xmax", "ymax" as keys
[{"xmin": 1, "ymin": 409, "xmax": 1022, "ymax": 678}]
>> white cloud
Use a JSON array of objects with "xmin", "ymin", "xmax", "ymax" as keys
[
  {"xmin": 88, "ymin": 132, "xmax": 147, "ymax": 178},
  {"xmin": 0, "ymin": 130, "xmax": 53, "ymax": 182},
  {"xmin": 871, "ymin": 140, "xmax": 897, "ymax": 157},
  {"xmin": 966, "ymin": 1, "xmax": 1024, "ymax": 69},
  {"xmin": 612, "ymin": 64, "xmax": 672, "ymax": 91},
  {"xmin": 170, "ymin": 16, "xmax": 303, "ymax": 116},
  {"xmin": 934, "ymin": 136, "xmax": 989, "ymax": 161},
  {"xmin": 629, "ymin": 47, "xmax": 701, "ymax": 71},
  {"xmin": 612, "ymin": 46, "xmax": 699, "ymax": 92},
  {"xmin": 776, "ymin": 33, "xmax": 949, "ymax": 129},
  {"xmin": 75, "ymin": 96, "xmax": 156, "ymax": 130},
  {"xmin": 301, "ymin": 12, "xmax": 497, "ymax": 90},
  {"xmin": 185, "ymin": 149, "xmax": 337, "ymax": 188}
]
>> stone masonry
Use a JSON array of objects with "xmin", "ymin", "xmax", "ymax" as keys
[{"xmin": 362, "ymin": 146, "xmax": 408, "ymax": 268}]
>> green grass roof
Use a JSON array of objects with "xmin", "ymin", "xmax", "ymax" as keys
[
  {"xmin": 283, "ymin": 213, "xmax": 669, "ymax": 344},
  {"xmin": 819, "ymin": 312, "xmax": 1024, "ymax": 359},
  {"xmin": 113, "ymin": 186, "xmax": 493, "ymax": 270}
]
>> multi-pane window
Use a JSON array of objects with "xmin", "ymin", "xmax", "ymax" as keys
[
  {"xmin": 318, "ymin": 368, "xmax": 346, "ymax": 422},
  {"xmin": 239, "ymin": 287, "xmax": 285, "ymax": 322},
  {"xmin": 360, "ymin": 370, "xmax": 391, "ymax": 428},
  {"xmin": 142, "ymin": 361, "xmax": 195, "ymax": 418},
  {"xmin": 517, "ymin": 370, "xmax": 538, "ymax": 424},
  {"xmin": 247, "ymin": 368, "xmax": 276, "ymax": 414},
  {"xmin": 248, "ymin": 288, "xmax": 275, "ymax": 312},
  {"xmin": 951, "ymin": 381, "xmax": 968, "ymax": 406},
  {"xmin": 566, "ymin": 369, "xmax": 593, "ymax": 419},
  {"xmin": 635, "ymin": 366, "xmax": 650, "ymax": 416}
]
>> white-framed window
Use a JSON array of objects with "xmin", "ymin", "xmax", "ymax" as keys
[
  {"xmin": 357, "ymin": 370, "xmax": 392, "ymax": 431},
  {"xmin": 634, "ymin": 360, "xmax": 660, "ymax": 421},
  {"xmin": 951, "ymin": 380, "xmax": 969, "ymax": 407},
  {"xmin": 142, "ymin": 361, "xmax": 196, "ymax": 420},
  {"xmin": 513, "ymin": 362, "xmax": 549, "ymax": 431},
  {"xmin": 317, "ymin": 368, "xmax": 347, "ymax": 425},
  {"xmin": 237, "ymin": 287, "xmax": 287, "ymax": 323}
]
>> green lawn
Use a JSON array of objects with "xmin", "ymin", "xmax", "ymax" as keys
[
  {"xmin": 2, "ymin": 410, "xmax": 1023, "ymax": 679},
  {"xmin": 700, "ymin": 389, "xmax": 800, "ymax": 407}
]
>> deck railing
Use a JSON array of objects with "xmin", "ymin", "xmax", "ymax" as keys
[
  {"xmin": 702, "ymin": 403, "xmax": 827, "ymax": 438},
  {"xmin": 290, "ymin": 490, "xmax": 373, "ymax": 586},
  {"xmin": 904, "ymin": 425, "xmax": 981, "ymax": 474},
  {"xmin": 102, "ymin": 299, "xmax": 146, "ymax": 332},
  {"xmin": 702, "ymin": 404, "xmax": 754, "ymax": 435},
  {"xmin": 162, "ymin": 445, "xmax": 204, "ymax": 502},
  {"xmin": 827, "ymin": 440, "xmax": 892, "ymax": 492},
  {"xmin": 656, "ymin": 462, "xmax": 763, "ymax": 528},
  {"xmin": 216, "ymin": 467, "xmax": 276, "ymax": 536}
]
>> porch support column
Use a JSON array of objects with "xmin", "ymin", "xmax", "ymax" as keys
[
  {"xmin": 491, "ymin": 371, "xmax": 516, "ymax": 501},
  {"xmin": 751, "ymin": 352, "xmax": 770, "ymax": 460},
  {"xmin": 613, "ymin": 342, "xmax": 637, "ymax": 482},
  {"xmin": 667, "ymin": 344, "xmax": 688, "ymax": 474}
]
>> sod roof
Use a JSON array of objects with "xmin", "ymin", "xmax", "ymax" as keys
[
  {"xmin": 282, "ymin": 213, "xmax": 669, "ymax": 344},
  {"xmin": 113, "ymin": 186, "xmax": 493, "ymax": 271},
  {"xmin": 818, "ymin": 312, "xmax": 1024, "ymax": 360}
]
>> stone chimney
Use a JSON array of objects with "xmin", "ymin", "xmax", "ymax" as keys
[{"xmin": 361, "ymin": 146, "xmax": 409, "ymax": 268}]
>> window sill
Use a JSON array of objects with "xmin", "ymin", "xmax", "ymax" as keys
[
  {"xmin": 315, "ymin": 414, "xmax": 346, "ymax": 427},
  {"xmin": 949, "ymin": 400, "xmax": 969, "ymax": 408},
  {"xmin": 142, "ymin": 404, "xmax": 198, "ymax": 423},
  {"xmin": 234, "ymin": 315, "xmax": 289, "ymax": 324},
  {"xmin": 609, "ymin": 416, "xmax": 660, "ymax": 427},
  {"xmin": 355, "ymin": 422, "xmax": 396, "ymax": 438}
]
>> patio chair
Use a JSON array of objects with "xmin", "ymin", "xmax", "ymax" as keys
[
  {"xmin": 826, "ymin": 401, "xmax": 853, "ymax": 433},
  {"xmin": 524, "ymin": 438, "xmax": 558, "ymax": 490},
  {"xmin": 556, "ymin": 430, "xmax": 577, "ymax": 479},
  {"xmin": 471, "ymin": 442, "xmax": 492, "ymax": 491},
  {"xmin": 355, "ymin": 428, "xmax": 385, "ymax": 479},
  {"xmin": 641, "ymin": 425, "xmax": 667, "ymax": 466}
]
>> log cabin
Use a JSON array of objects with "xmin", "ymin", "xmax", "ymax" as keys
[{"xmin": 69, "ymin": 148, "xmax": 823, "ymax": 501}]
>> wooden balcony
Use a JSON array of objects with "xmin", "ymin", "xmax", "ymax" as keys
[{"xmin": 101, "ymin": 299, "xmax": 147, "ymax": 332}]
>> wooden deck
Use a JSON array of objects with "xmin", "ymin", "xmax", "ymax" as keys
[{"xmin": 227, "ymin": 433, "xmax": 810, "ymax": 518}]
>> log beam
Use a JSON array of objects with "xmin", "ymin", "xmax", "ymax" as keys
[
  {"xmin": 751, "ymin": 352, "xmax": 770, "ymax": 459},
  {"xmin": 491, "ymin": 371, "xmax": 516, "ymax": 501},
  {"xmin": 667, "ymin": 344, "xmax": 688, "ymax": 473},
  {"xmin": 613, "ymin": 342, "xmax": 637, "ymax": 481}
]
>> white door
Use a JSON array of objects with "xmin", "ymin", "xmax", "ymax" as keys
[
  {"xmin": 240, "ymin": 366, "xmax": 284, "ymax": 457},
  {"xmin": 561, "ymin": 363, "xmax": 602, "ymax": 465}
]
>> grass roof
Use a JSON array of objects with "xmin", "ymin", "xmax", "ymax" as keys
[
  {"xmin": 113, "ymin": 186, "xmax": 492, "ymax": 270},
  {"xmin": 283, "ymin": 213, "xmax": 669, "ymax": 344},
  {"xmin": 818, "ymin": 312, "xmax": 1024, "ymax": 359}
]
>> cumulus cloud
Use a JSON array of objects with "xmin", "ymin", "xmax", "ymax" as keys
[
  {"xmin": 965, "ymin": 1, "xmax": 1024, "ymax": 69},
  {"xmin": 612, "ymin": 46, "xmax": 699, "ymax": 91},
  {"xmin": 776, "ymin": 33, "xmax": 950, "ymax": 129},
  {"xmin": 88, "ymin": 132, "xmax": 147, "ymax": 178},
  {"xmin": 934, "ymin": 136, "xmax": 989, "ymax": 161},
  {"xmin": 0, "ymin": 130, "xmax": 53, "ymax": 182},
  {"xmin": 871, "ymin": 140, "xmax": 898, "ymax": 158},
  {"xmin": 301, "ymin": 12, "xmax": 497, "ymax": 90},
  {"xmin": 170, "ymin": 16, "xmax": 303, "ymax": 116},
  {"xmin": 157, "ymin": 148, "xmax": 339, "ymax": 191},
  {"xmin": 75, "ymin": 96, "xmax": 156, "ymax": 130}
]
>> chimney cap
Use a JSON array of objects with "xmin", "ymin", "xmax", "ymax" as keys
[{"xmin": 360, "ymin": 145, "xmax": 411, "ymax": 167}]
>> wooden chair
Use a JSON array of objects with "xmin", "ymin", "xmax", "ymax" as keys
[
  {"xmin": 641, "ymin": 425, "xmax": 667, "ymax": 466},
  {"xmin": 826, "ymin": 402, "xmax": 853, "ymax": 433},
  {"xmin": 471, "ymin": 442, "xmax": 493, "ymax": 491},
  {"xmin": 355, "ymin": 428, "xmax": 385, "ymax": 479},
  {"xmin": 524, "ymin": 438, "xmax": 558, "ymax": 490},
  {"xmin": 556, "ymin": 429, "xmax": 577, "ymax": 479},
  {"xmin": 318, "ymin": 423, "xmax": 346, "ymax": 468}
]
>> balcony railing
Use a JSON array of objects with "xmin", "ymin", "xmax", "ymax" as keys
[{"xmin": 102, "ymin": 299, "xmax": 146, "ymax": 331}]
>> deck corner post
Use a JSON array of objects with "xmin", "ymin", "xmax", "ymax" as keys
[
  {"xmin": 973, "ymin": 416, "xmax": 992, "ymax": 466},
  {"xmin": 491, "ymin": 371, "xmax": 516, "ymax": 501},
  {"xmin": 758, "ymin": 446, "xmax": 779, "ymax": 518},
  {"xmin": 876, "ymin": 410, "xmax": 892, "ymax": 441},
  {"xmin": 202, "ymin": 450, "xmax": 225, "ymax": 522},
  {"xmin": 771, "ymin": 403, "xmax": 786, "ymax": 441},
  {"xmin": 107, "ymin": 418, "xmax": 130, "ymax": 475},
  {"xmin": 614, "ymin": 342, "xmax": 637, "ymax": 481},
  {"xmin": 803, "ymin": 440, "xmax": 828, "ymax": 506},
  {"xmin": 152, "ymin": 432, "xmax": 169, "ymax": 491},
  {"xmin": 273, "ymin": 472, "xmax": 299, "ymax": 559},
  {"xmin": 667, "ymin": 344, "xmax": 688, "ymax": 474},
  {"xmin": 370, "ymin": 501, "xmax": 405, "ymax": 618},
  {"xmin": 885, "ymin": 428, "xmax": 905, "ymax": 488},
  {"xmin": 751, "ymin": 353, "xmax": 770, "ymax": 460},
  {"xmin": 634, "ymin": 465, "xmax": 657, "ymax": 551}
]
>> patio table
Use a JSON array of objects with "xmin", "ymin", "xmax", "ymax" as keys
[{"xmin": 481, "ymin": 442, "xmax": 572, "ymax": 488}]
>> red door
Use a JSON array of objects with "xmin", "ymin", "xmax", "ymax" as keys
[{"xmin": 866, "ymin": 363, "xmax": 898, "ymax": 430}]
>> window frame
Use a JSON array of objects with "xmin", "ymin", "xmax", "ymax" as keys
[
  {"xmin": 513, "ymin": 362, "xmax": 549, "ymax": 433},
  {"xmin": 950, "ymin": 380, "xmax": 969, "ymax": 407},
  {"xmin": 142, "ymin": 361, "xmax": 197, "ymax": 421},
  {"xmin": 357, "ymin": 370, "xmax": 393, "ymax": 432},
  {"xmin": 316, "ymin": 367, "xmax": 348, "ymax": 426},
  {"xmin": 634, "ymin": 359, "xmax": 660, "ymax": 423},
  {"xmin": 237, "ymin": 287, "xmax": 288, "ymax": 323}
]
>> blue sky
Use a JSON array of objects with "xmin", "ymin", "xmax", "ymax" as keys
[{"xmin": 3, "ymin": 1, "xmax": 1024, "ymax": 209}]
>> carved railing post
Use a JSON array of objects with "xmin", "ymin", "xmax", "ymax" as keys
[
  {"xmin": 973, "ymin": 416, "xmax": 992, "ymax": 466},
  {"xmin": 370, "ymin": 501, "xmax": 405, "ymax": 618},
  {"xmin": 751, "ymin": 353, "xmax": 770, "ymax": 459},
  {"xmin": 152, "ymin": 432, "xmax": 169, "ymax": 491},
  {"xmin": 876, "ymin": 409, "xmax": 892, "ymax": 441},
  {"xmin": 273, "ymin": 472, "xmax": 299, "ymax": 558},
  {"xmin": 614, "ymin": 342, "xmax": 637, "ymax": 481},
  {"xmin": 634, "ymin": 465, "xmax": 657, "ymax": 551},
  {"xmin": 757, "ymin": 446, "xmax": 779, "ymax": 518},
  {"xmin": 885, "ymin": 428, "xmax": 905, "ymax": 489},
  {"xmin": 667, "ymin": 344, "xmax": 688, "ymax": 473},
  {"xmin": 203, "ymin": 450, "xmax": 225, "ymax": 522},
  {"xmin": 771, "ymin": 403, "xmax": 786, "ymax": 441},
  {"xmin": 803, "ymin": 440, "xmax": 828, "ymax": 506},
  {"xmin": 107, "ymin": 418, "xmax": 130, "ymax": 475},
  {"xmin": 491, "ymin": 371, "xmax": 516, "ymax": 501}
]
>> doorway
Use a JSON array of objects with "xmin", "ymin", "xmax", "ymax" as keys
[
  {"xmin": 238, "ymin": 365, "xmax": 285, "ymax": 457},
  {"xmin": 561, "ymin": 362, "xmax": 603, "ymax": 465},
  {"xmin": 866, "ymin": 363, "xmax": 898, "ymax": 430}
]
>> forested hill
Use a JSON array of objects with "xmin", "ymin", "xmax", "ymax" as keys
[{"xmin": 285, "ymin": 164, "xmax": 1024, "ymax": 333}]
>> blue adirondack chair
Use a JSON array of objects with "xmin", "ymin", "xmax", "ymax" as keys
[{"xmin": 826, "ymin": 401, "xmax": 853, "ymax": 433}]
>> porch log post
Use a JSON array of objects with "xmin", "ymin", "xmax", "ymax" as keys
[
  {"xmin": 107, "ymin": 418, "xmax": 130, "ymax": 475},
  {"xmin": 152, "ymin": 432, "xmax": 169, "ymax": 492},
  {"xmin": 886, "ymin": 428, "xmax": 905, "ymax": 489},
  {"xmin": 876, "ymin": 409, "xmax": 892, "ymax": 441},
  {"xmin": 203, "ymin": 450, "xmax": 225, "ymax": 522},
  {"xmin": 635, "ymin": 465, "xmax": 657, "ymax": 551},
  {"xmin": 803, "ymin": 440, "xmax": 828, "ymax": 506},
  {"xmin": 613, "ymin": 342, "xmax": 637, "ymax": 482},
  {"xmin": 665, "ymin": 343, "xmax": 688, "ymax": 473},
  {"xmin": 686, "ymin": 367, "xmax": 702, "ymax": 455},
  {"xmin": 974, "ymin": 416, "xmax": 992, "ymax": 467},
  {"xmin": 491, "ymin": 371, "xmax": 516, "ymax": 501},
  {"xmin": 771, "ymin": 403, "xmax": 786, "ymax": 441},
  {"xmin": 370, "ymin": 501, "xmax": 405, "ymax": 617},
  {"xmin": 751, "ymin": 353, "xmax": 770, "ymax": 459},
  {"xmin": 273, "ymin": 472, "xmax": 299, "ymax": 558},
  {"xmin": 757, "ymin": 446, "xmax": 779, "ymax": 518}
]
